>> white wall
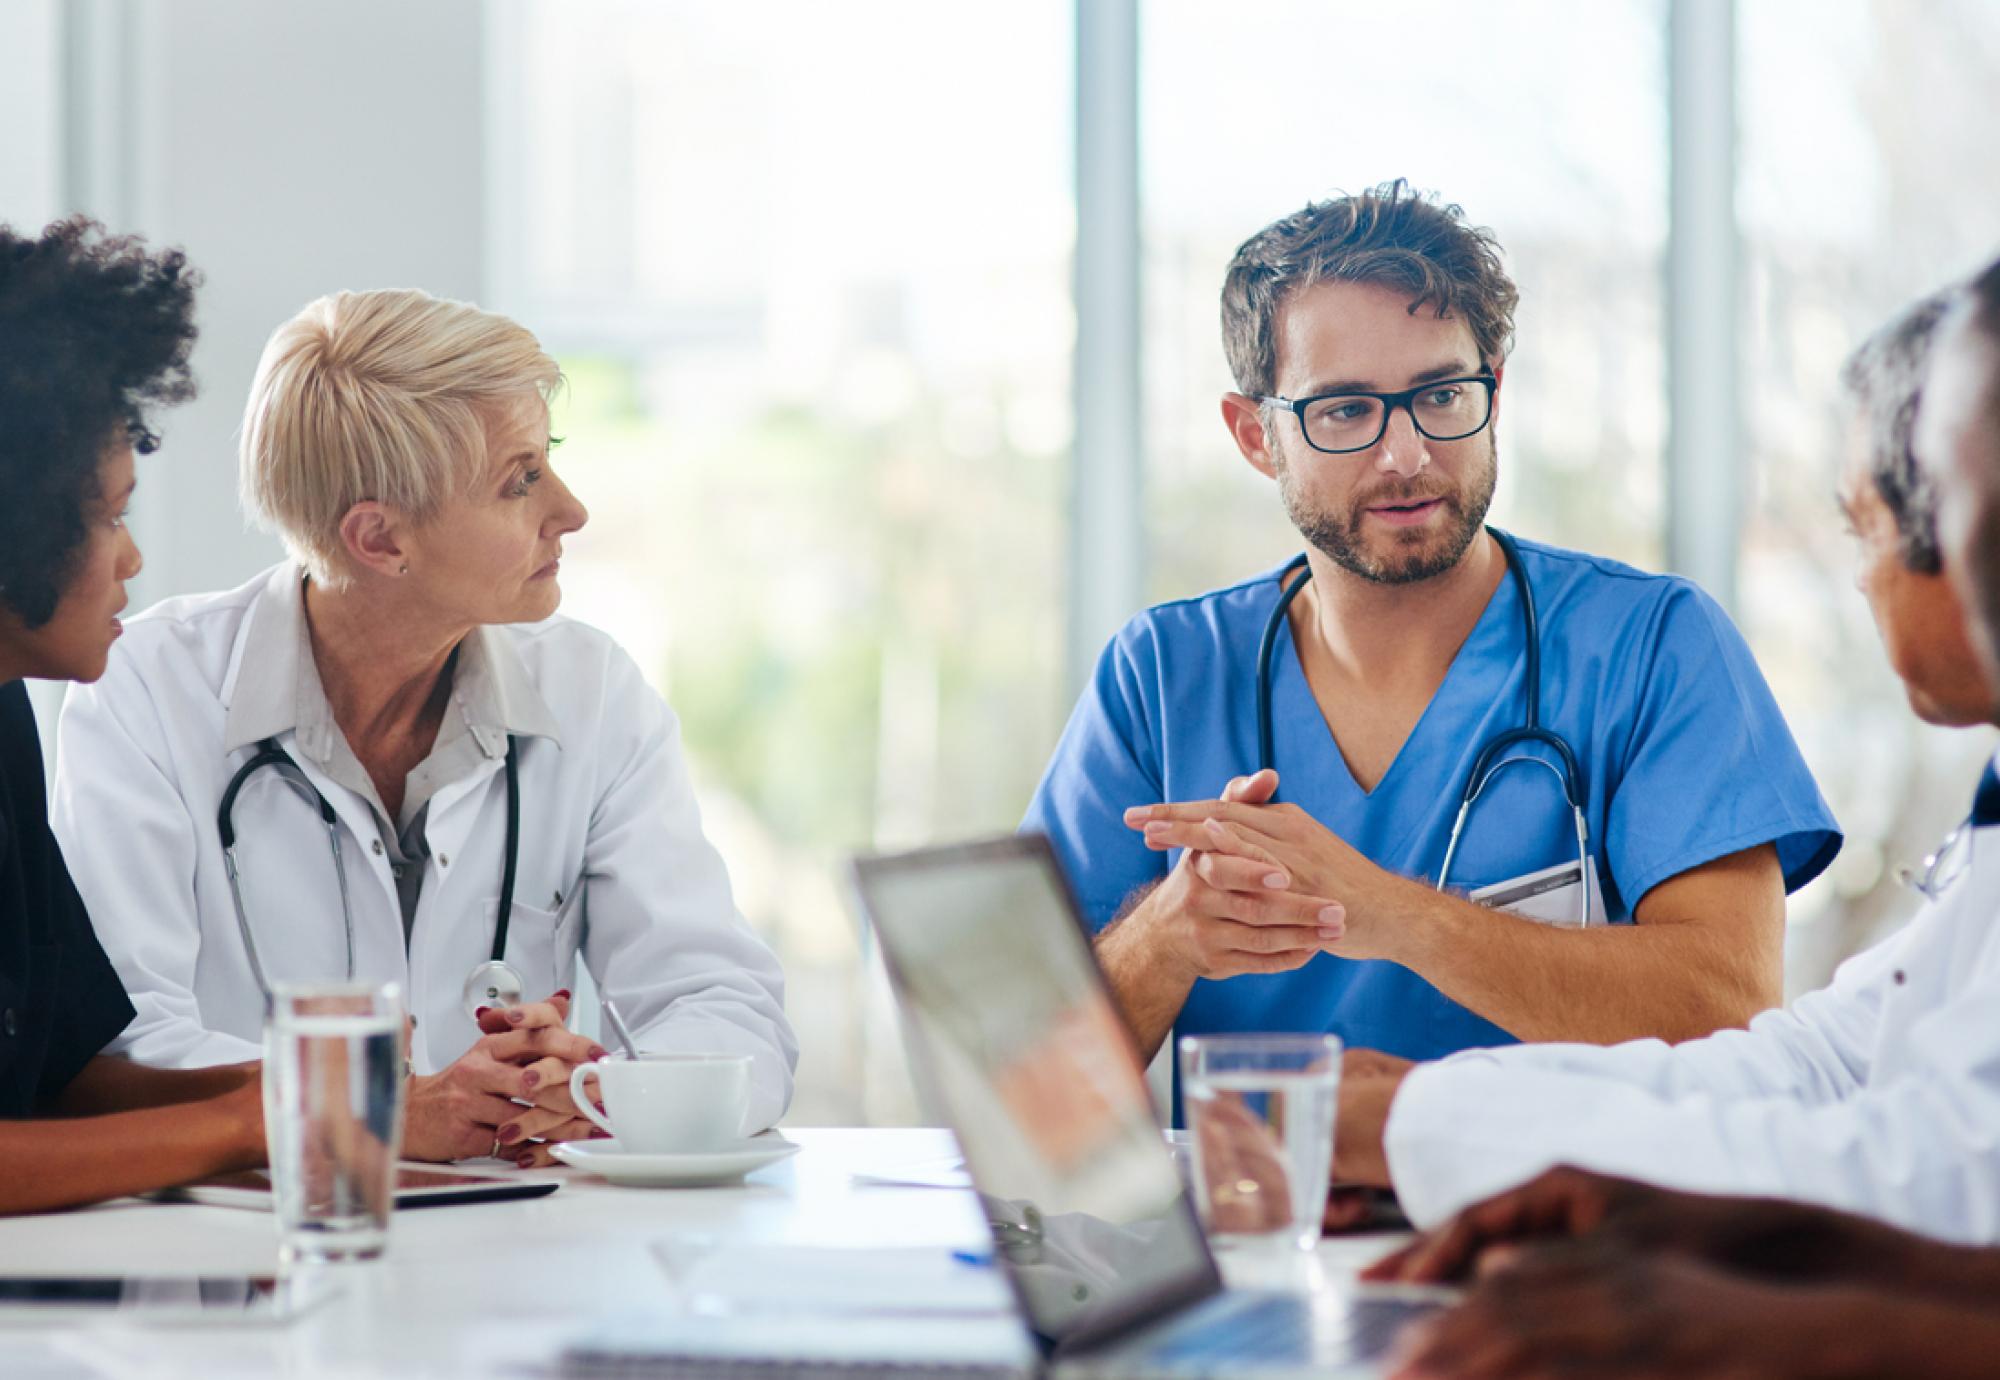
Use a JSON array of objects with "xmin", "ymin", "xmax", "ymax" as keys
[
  {"xmin": 64, "ymin": 0, "xmax": 489, "ymax": 607},
  {"xmin": 0, "ymin": 1, "xmax": 62, "ymax": 226},
  {"xmin": 20, "ymin": 0, "xmax": 611, "ymax": 1030},
  {"xmin": 1, "ymin": 0, "xmax": 69, "ymax": 743}
]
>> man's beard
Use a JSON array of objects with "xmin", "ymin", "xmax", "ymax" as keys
[{"xmin": 1276, "ymin": 435, "xmax": 1498, "ymax": 585}]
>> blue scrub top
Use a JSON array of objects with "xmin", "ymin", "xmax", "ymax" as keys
[{"xmin": 1024, "ymin": 537, "xmax": 1841, "ymax": 1071}]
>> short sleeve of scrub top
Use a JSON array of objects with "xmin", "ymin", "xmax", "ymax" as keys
[
  {"xmin": 1021, "ymin": 537, "xmax": 1841, "ymax": 1069},
  {"xmin": 0, "ymin": 683, "xmax": 136, "ymax": 1117}
]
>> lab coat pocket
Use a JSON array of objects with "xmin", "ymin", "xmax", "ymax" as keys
[
  {"xmin": 484, "ymin": 897, "xmax": 564, "ymax": 1001},
  {"xmin": 551, "ymin": 884, "xmax": 586, "ymax": 991}
]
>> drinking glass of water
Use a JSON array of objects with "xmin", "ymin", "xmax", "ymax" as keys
[
  {"xmin": 264, "ymin": 983, "xmax": 407, "ymax": 1263},
  {"xmin": 1179, "ymin": 1033, "xmax": 1341, "ymax": 1252}
]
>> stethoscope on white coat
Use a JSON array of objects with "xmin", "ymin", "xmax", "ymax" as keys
[
  {"xmin": 1254, "ymin": 525, "xmax": 1593, "ymax": 926},
  {"xmin": 218, "ymin": 735, "xmax": 527, "ymax": 1016}
]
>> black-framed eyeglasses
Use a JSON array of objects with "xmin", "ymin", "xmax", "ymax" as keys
[{"xmin": 1260, "ymin": 372, "xmax": 1498, "ymax": 456}]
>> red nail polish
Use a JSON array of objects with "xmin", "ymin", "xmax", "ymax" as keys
[
  {"xmin": 475, "ymin": 1006, "xmax": 491, "ymax": 1018},
  {"xmin": 590, "ymin": 1128, "xmax": 611, "ymax": 1139},
  {"xmin": 498, "ymin": 1123, "xmax": 522, "ymax": 1144},
  {"xmin": 589, "ymin": 1046, "xmax": 609, "ymax": 1061},
  {"xmin": 554, "ymin": 989, "xmax": 571, "ymax": 1000},
  {"xmin": 517, "ymin": 1154, "xmax": 536, "ymax": 1168}
]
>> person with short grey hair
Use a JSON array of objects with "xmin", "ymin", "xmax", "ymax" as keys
[
  {"xmin": 1842, "ymin": 291, "xmax": 1952, "ymax": 572},
  {"xmin": 1920, "ymin": 254, "xmax": 2000, "ymax": 694},
  {"xmin": 1342, "ymin": 284, "xmax": 2000, "ymax": 1244},
  {"xmin": 1836, "ymin": 290, "xmax": 1992, "ymax": 726},
  {"xmin": 1358, "ymin": 265, "xmax": 2000, "ymax": 1380}
]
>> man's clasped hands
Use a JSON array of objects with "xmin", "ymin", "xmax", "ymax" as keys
[
  {"xmin": 1118, "ymin": 767, "xmax": 1418, "ymax": 1185},
  {"xmin": 1119, "ymin": 766, "xmax": 1414, "ymax": 976}
]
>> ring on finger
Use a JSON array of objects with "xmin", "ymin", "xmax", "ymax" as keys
[{"xmin": 489, "ymin": 1134, "xmax": 502, "ymax": 1159}]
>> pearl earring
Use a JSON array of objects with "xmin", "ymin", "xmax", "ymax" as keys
[{"xmin": 398, "ymin": 564, "xmax": 409, "ymax": 575}]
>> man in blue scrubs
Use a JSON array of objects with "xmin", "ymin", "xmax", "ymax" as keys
[{"xmin": 1024, "ymin": 181, "xmax": 1840, "ymax": 1080}]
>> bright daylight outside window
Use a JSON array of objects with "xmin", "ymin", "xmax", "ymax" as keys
[
  {"xmin": 1737, "ymin": 0, "xmax": 2000, "ymax": 989},
  {"xmin": 493, "ymin": 0, "xmax": 2000, "ymax": 1123},
  {"xmin": 490, "ymin": 0, "xmax": 1072, "ymax": 1123},
  {"xmin": 1142, "ymin": 0, "xmax": 1669, "ymax": 601}
]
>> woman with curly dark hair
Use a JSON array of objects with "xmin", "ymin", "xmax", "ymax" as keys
[{"xmin": 0, "ymin": 216, "xmax": 264, "ymax": 1213}]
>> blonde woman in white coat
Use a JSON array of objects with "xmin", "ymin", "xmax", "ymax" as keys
[{"xmin": 54, "ymin": 289, "xmax": 797, "ymax": 1167}]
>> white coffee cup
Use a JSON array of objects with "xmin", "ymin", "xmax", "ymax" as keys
[{"xmin": 570, "ymin": 1053, "xmax": 753, "ymax": 1154}]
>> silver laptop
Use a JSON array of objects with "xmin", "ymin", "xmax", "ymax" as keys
[{"xmin": 851, "ymin": 833, "xmax": 1444, "ymax": 1379}]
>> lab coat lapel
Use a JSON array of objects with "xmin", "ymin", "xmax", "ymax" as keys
[
  {"xmin": 421, "ymin": 753, "xmax": 508, "ymax": 896},
  {"xmin": 266, "ymin": 740, "xmax": 400, "ymax": 912}
]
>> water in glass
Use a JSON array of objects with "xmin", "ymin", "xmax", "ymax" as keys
[
  {"xmin": 1181, "ymin": 1034, "xmax": 1340, "ymax": 1252},
  {"xmin": 264, "ymin": 984, "xmax": 406, "ymax": 1263}
]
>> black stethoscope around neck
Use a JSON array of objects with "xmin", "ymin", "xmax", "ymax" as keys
[
  {"xmin": 1254, "ymin": 526, "xmax": 1591, "ymax": 921},
  {"xmin": 217, "ymin": 735, "xmax": 526, "ymax": 1015}
]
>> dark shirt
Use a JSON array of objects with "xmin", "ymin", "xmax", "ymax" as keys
[{"xmin": 0, "ymin": 682, "xmax": 133, "ymax": 1116}]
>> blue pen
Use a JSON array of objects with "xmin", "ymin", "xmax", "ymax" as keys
[{"xmin": 951, "ymin": 1249, "xmax": 994, "ymax": 1268}]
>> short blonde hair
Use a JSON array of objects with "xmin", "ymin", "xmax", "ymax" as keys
[{"xmin": 240, "ymin": 289, "xmax": 562, "ymax": 585}]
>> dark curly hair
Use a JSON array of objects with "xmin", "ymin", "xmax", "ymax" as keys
[
  {"xmin": 0, "ymin": 216, "xmax": 200, "ymax": 627},
  {"xmin": 1222, "ymin": 180, "xmax": 1518, "ymax": 400}
]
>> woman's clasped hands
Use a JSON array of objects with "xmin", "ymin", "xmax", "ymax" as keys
[{"xmin": 402, "ymin": 990, "xmax": 610, "ymax": 1167}]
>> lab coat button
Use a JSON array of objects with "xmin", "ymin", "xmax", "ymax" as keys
[
  {"xmin": 439, "ymin": 854, "xmax": 449, "ymax": 868},
  {"xmin": 1894, "ymin": 970, "xmax": 1907, "ymax": 986},
  {"xmin": 371, "ymin": 839, "xmax": 384, "ymax": 856}
]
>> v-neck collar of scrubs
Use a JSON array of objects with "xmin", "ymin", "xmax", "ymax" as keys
[{"xmin": 1268, "ymin": 555, "xmax": 1524, "ymax": 815}]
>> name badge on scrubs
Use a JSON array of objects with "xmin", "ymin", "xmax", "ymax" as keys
[{"xmin": 1469, "ymin": 856, "xmax": 1607, "ymax": 929}]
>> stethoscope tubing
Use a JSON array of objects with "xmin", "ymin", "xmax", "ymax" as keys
[
  {"xmin": 217, "ymin": 734, "xmax": 521, "ymax": 999},
  {"xmin": 1254, "ymin": 526, "xmax": 1592, "ymax": 919}
]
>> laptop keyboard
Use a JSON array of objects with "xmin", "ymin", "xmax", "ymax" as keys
[{"xmin": 1140, "ymin": 1291, "xmax": 1436, "ymax": 1370}]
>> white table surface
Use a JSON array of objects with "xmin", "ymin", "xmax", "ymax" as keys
[{"xmin": 0, "ymin": 1128, "xmax": 1407, "ymax": 1379}]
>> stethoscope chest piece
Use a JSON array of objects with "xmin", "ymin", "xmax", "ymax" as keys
[{"xmin": 462, "ymin": 959, "xmax": 526, "ymax": 1019}]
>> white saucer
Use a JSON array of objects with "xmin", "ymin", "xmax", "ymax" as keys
[{"xmin": 552, "ymin": 1133, "xmax": 802, "ymax": 1187}]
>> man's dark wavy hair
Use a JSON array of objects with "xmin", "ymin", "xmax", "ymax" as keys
[
  {"xmin": 0, "ymin": 216, "xmax": 199, "ymax": 627},
  {"xmin": 1221, "ymin": 179, "xmax": 1519, "ymax": 401}
]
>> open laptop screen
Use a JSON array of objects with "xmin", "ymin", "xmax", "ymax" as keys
[{"xmin": 853, "ymin": 835, "xmax": 1220, "ymax": 1351}]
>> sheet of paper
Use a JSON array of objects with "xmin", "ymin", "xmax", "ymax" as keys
[
  {"xmin": 847, "ymin": 1156, "xmax": 973, "ymax": 1190},
  {"xmin": 653, "ymin": 1242, "xmax": 1012, "ymax": 1317},
  {"xmin": 1469, "ymin": 856, "xmax": 1606, "ymax": 928}
]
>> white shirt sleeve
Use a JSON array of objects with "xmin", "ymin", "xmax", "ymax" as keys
[
  {"xmin": 577, "ymin": 647, "xmax": 799, "ymax": 1132},
  {"xmin": 1382, "ymin": 922, "xmax": 1991, "ymax": 1235},
  {"xmin": 52, "ymin": 659, "xmax": 263, "ymax": 1069},
  {"xmin": 1409, "ymin": 929, "xmax": 1900, "ymax": 1103}
]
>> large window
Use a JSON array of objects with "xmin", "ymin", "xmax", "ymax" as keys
[
  {"xmin": 1737, "ymin": 0, "xmax": 2000, "ymax": 987},
  {"xmin": 1141, "ymin": 0, "xmax": 1669, "ymax": 600},
  {"xmin": 493, "ymin": 1, "xmax": 2000, "ymax": 1124},
  {"xmin": 492, "ymin": 0, "xmax": 1073, "ymax": 1123}
]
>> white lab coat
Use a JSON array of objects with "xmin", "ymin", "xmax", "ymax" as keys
[
  {"xmin": 52, "ymin": 564, "xmax": 798, "ymax": 1131},
  {"xmin": 1385, "ymin": 757, "xmax": 2000, "ymax": 1242}
]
